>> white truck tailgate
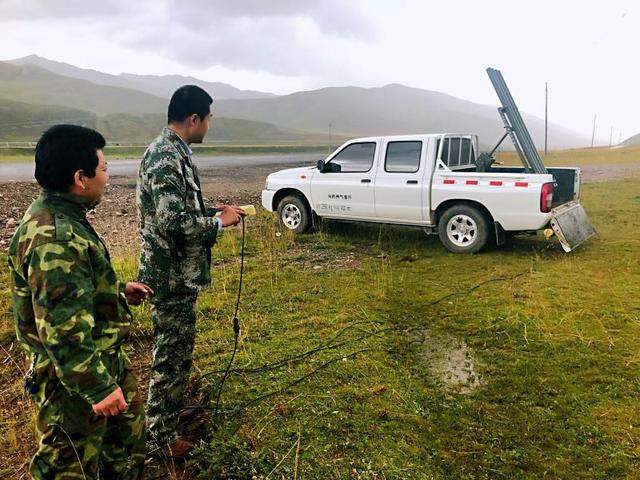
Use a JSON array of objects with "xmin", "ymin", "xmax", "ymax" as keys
[{"xmin": 549, "ymin": 201, "xmax": 596, "ymax": 252}]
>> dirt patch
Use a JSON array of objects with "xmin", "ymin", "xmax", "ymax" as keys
[
  {"xmin": 0, "ymin": 180, "xmax": 262, "ymax": 256},
  {"xmin": 408, "ymin": 329, "xmax": 483, "ymax": 394},
  {"xmin": 279, "ymin": 246, "xmax": 362, "ymax": 271}
]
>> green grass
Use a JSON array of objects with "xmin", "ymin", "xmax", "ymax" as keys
[
  {"xmin": 2, "ymin": 176, "xmax": 640, "ymax": 478},
  {"xmin": 497, "ymin": 145, "xmax": 640, "ymax": 167}
]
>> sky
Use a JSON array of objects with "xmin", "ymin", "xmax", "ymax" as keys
[{"xmin": 1, "ymin": 0, "xmax": 638, "ymax": 142}]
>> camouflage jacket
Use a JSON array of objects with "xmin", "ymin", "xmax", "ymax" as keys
[
  {"xmin": 8, "ymin": 191, "xmax": 133, "ymax": 405},
  {"xmin": 136, "ymin": 127, "xmax": 220, "ymax": 298}
]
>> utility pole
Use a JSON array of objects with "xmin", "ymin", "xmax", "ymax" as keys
[
  {"xmin": 609, "ymin": 126, "xmax": 613, "ymax": 147},
  {"xmin": 544, "ymin": 82, "xmax": 548, "ymax": 155},
  {"xmin": 591, "ymin": 114, "xmax": 597, "ymax": 148},
  {"xmin": 328, "ymin": 122, "xmax": 332, "ymax": 151}
]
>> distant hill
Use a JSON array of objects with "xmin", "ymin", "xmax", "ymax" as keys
[
  {"xmin": 621, "ymin": 133, "xmax": 640, "ymax": 147},
  {"xmin": 0, "ymin": 98, "xmax": 329, "ymax": 144},
  {"xmin": 1, "ymin": 56, "xmax": 589, "ymax": 149},
  {"xmin": 0, "ymin": 62, "xmax": 166, "ymax": 115},
  {"xmin": 9, "ymin": 55, "xmax": 276, "ymax": 100},
  {"xmin": 0, "ymin": 98, "xmax": 98, "ymax": 140},
  {"xmin": 215, "ymin": 83, "xmax": 588, "ymax": 150},
  {"xmin": 96, "ymin": 114, "xmax": 326, "ymax": 143}
]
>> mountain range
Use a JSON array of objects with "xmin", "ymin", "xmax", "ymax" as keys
[
  {"xmin": 8, "ymin": 55, "xmax": 276, "ymax": 101},
  {"xmin": 0, "ymin": 54, "xmax": 588, "ymax": 148},
  {"xmin": 621, "ymin": 133, "xmax": 640, "ymax": 147}
]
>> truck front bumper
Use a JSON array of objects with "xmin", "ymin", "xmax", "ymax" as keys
[{"xmin": 261, "ymin": 189, "xmax": 276, "ymax": 212}]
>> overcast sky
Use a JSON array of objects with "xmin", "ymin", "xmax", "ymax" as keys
[{"xmin": 1, "ymin": 0, "xmax": 638, "ymax": 142}]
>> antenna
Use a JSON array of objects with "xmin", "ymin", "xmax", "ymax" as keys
[{"xmin": 486, "ymin": 68, "xmax": 547, "ymax": 174}]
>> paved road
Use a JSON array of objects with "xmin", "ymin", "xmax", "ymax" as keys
[
  {"xmin": 0, "ymin": 153, "xmax": 324, "ymax": 182},
  {"xmin": 1, "ymin": 154, "xmax": 639, "ymax": 183}
]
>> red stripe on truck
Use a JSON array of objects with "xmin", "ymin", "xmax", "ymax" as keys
[
  {"xmin": 490, "ymin": 181, "xmax": 503, "ymax": 186},
  {"xmin": 515, "ymin": 182, "xmax": 528, "ymax": 187},
  {"xmin": 466, "ymin": 180, "xmax": 478, "ymax": 185},
  {"xmin": 444, "ymin": 179, "xmax": 455, "ymax": 184}
]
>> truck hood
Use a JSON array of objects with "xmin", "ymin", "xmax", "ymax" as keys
[{"xmin": 266, "ymin": 166, "xmax": 315, "ymax": 182}]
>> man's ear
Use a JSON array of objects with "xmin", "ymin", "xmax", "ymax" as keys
[{"xmin": 73, "ymin": 170, "xmax": 86, "ymax": 190}]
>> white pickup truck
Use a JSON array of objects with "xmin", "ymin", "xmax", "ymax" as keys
[
  {"xmin": 261, "ymin": 69, "xmax": 595, "ymax": 254},
  {"xmin": 261, "ymin": 133, "xmax": 592, "ymax": 253}
]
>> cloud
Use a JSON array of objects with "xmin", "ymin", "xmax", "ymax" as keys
[
  {"xmin": 0, "ymin": 0, "xmax": 132, "ymax": 20},
  {"xmin": 120, "ymin": 0, "xmax": 376, "ymax": 76},
  {"xmin": 0, "ymin": 0, "xmax": 376, "ymax": 77},
  {"xmin": 168, "ymin": 0, "xmax": 374, "ymax": 41}
]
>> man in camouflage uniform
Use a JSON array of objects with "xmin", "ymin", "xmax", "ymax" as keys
[
  {"xmin": 8, "ymin": 125, "xmax": 152, "ymax": 479},
  {"xmin": 137, "ymin": 85, "xmax": 243, "ymax": 454}
]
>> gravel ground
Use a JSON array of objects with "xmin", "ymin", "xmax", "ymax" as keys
[
  {"xmin": 0, "ymin": 162, "xmax": 295, "ymax": 255},
  {"xmin": 1, "ymin": 160, "xmax": 638, "ymax": 255}
]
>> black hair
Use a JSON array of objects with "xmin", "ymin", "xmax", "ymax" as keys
[
  {"xmin": 34, "ymin": 124, "xmax": 105, "ymax": 193},
  {"xmin": 168, "ymin": 85, "xmax": 213, "ymax": 123}
]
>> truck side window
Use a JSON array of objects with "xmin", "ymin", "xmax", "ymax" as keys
[
  {"xmin": 441, "ymin": 137, "xmax": 475, "ymax": 169},
  {"xmin": 328, "ymin": 142, "xmax": 376, "ymax": 173},
  {"xmin": 448, "ymin": 137, "xmax": 461, "ymax": 167},
  {"xmin": 460, "ymin": 138, "xmax": 475, "ymax": 165},
  {"xmin": 441, "ymin": 139, "xmax": 449, "ymax": 164},
  {"xmin": 385, "ymin": 141, "xmax": 422, "ymax": 173}
]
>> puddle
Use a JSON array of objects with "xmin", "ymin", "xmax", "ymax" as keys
[{"xmin": 408, "ymin": 329, "xmax": 483, "ymax": 394}]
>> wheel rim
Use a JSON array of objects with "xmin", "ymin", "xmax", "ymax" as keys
[
  {"xmin": 281, "ymin": 203, "xmax": 302, "ymax": 229},
  {"xmin": 446, "ymin": 214, "xmax": 478, "ymax": 247}
]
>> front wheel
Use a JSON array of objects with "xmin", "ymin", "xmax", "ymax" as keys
[
  {"xmin": 277, "ymin": 195, "xmax": 312, "ymax": 233},
  {"xmin": 438, "ymin": 205, "xmax": 491, "ymax": 254}
]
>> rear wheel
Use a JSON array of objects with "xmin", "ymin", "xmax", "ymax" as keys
[
  {"xmin": 277, "ymin": 195, "xmax": 312, "ymax": 233},
  {"xmin": 438, "ymin": 204, "xmax": 490, "ymax": 254}
]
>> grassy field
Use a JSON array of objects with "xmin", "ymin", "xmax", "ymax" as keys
[
  {"xmin": 0, "ymin": 143, "xmax": 335, "ymax": 163},
  {"xmin": 1, "ymin": 158, "xmax": 640, "ymax": 477},
  {"xmin": 496, "ymin": 145, "xmax": 640, "ymax": 167}
]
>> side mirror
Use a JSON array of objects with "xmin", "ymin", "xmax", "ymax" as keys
[{"xmin": 316, "ymin": 159, "xmax": 326, "ymax": 172}]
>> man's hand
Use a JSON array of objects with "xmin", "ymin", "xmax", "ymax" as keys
[
  {"xmin": 124, "ymin": 282, "xmax": 154, "ymax": 305},
  {"xmin": 216, "ymin": 205, "xmax": 246, "ymax": 228},
  {"xmin": 92, "ymin": 387, "xmax": 127, "ymax": 417}
]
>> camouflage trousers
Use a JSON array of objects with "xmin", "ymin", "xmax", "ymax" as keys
[
  {"xmin": 146, "ymin": 292, "xmax": 198, "ymax": 444},
  {"xmin": 30, "ymin": 367, "xmax": 146, "ymax": 480}
]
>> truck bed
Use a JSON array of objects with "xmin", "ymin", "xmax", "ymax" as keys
[{"xmin": 451, "ymin": 165, "xmax": 580, "ymax": 205}]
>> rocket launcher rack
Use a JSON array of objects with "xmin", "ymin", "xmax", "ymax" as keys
[{"xmin": 486, "ymin": 68, "xmax": 548, "ymax": 174}]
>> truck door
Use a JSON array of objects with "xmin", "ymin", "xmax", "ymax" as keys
[
  {"xmin": 310, "ymin": 141, "xmax": 378, "ymax": 220},
  {"xmin": 373, "ymin": 139, "xmax": 428, "ymax": 223}
]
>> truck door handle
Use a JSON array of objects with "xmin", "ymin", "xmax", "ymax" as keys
[
  {"xmin": 361, "ymin": 179, "xmax": 371, "ymax": 183},
  {"xmin": 406, "ymin": 180, "xmax": 418, "ymax": 184}
]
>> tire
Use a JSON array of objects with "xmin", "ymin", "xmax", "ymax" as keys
[
  {"xmin": 438, "ymin": 204, "xmax": 491, "ymax": 254},
  {"xmin": 277, "ymin": 195, "xmax": 312, "ymax": 233}
]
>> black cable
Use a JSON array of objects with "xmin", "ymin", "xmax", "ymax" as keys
[
  {"xmin": 212, "ymin": 216, "xmax": 245, "ymax": 424},
  {"xmin": 187, "ymin": 261, "xmax": 529, "ymax": 422}
]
